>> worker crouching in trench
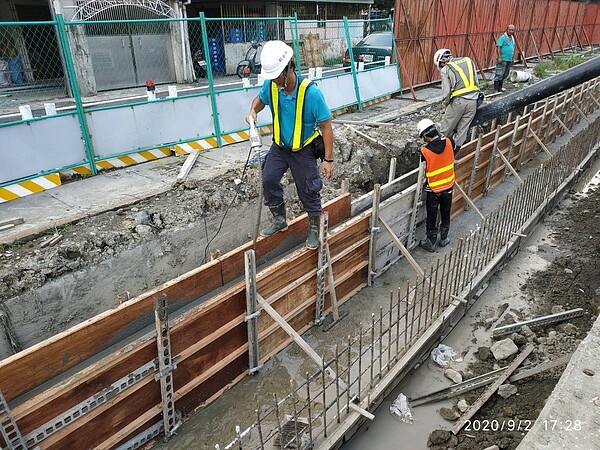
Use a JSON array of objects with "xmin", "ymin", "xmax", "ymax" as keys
[{"xmin": 246, "ymin": 40, "xmax": 334, "ymax": 249}]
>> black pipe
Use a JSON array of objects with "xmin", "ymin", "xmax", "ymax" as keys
[{"xmin": 473, "ymin": 55, "xmax": 600, "ymax": 125}]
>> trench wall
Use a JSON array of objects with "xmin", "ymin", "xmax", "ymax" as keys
[{"xmin": 0, "ymin": 77, "xmax": 599, "ymax": 449}]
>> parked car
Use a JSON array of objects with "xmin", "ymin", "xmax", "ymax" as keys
[{"xmin": 343, "ymin": 31, "xmax": 393, "ymax": 72}]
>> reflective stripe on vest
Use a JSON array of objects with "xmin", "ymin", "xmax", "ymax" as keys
[
  {"xmin": 270, "ymin": 78, "xmax": 320, "ymax": 151},
  {"xmin": 421, "ymin": 138, "xmax": 455, "ymax": 193},
  {"xmin": 448, "ymin": 57, "xmax": 478, "ymax": 99}
]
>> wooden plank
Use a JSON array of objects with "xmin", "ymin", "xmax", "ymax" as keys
[
  {"xmin": 220, "ymin": 194, "xmax": 351, "ymax": 284},
  {"xmin": 176, "ymin": 150, "xmax": 200, "ymax": 183},
  {"xmin": 451, "ymin": 345, "xmax": 534, "ymax": 434},
  {"xmin": 0, "ymin": 217, "xmax": 24, "ymax": 227},
  {"xmin": 0, "ymin": 258, "xmax": 223, "ymax": 402},
  {"xmin": 379, "ymin": 218, "xmax": 424, "ymax": 278}
]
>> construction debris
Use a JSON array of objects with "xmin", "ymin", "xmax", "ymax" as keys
[
  {"xmin": 0, "ymin": 217, "xmax": 24, "ymax": 232},
  {"xmin": 40, "ymin": 234, "xmax": 63, "ymax": 248},
  {"xmin": 492, "ymin": 308, "xmax": 585, "ymax": 337},
  {"xmin": 450, "ymin": 345, "xmax": 534, "ymax": 434}
]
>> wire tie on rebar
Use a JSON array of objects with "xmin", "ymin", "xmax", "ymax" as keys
[
  {"xmin": 244, "ymin": 310, "xmax": 261, "ymax": 321},
  {"xmin": 249, "ymin": 365, "xmax": 263, "ymax": 375},
  {"xmin": 511, "ymin": 232, "xmax": 527, "ymax": 238},
  {"xmin": 371, "ymin": 226, "xmax": 381, "ymax": 232}
]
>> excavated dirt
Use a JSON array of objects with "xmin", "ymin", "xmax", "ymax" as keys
[
  {"xmin": 0, "ymin": 114, "xmax": 438, "ymax": 355},
  {"xmin": 428, "ymin": 178, "xmax": 600, "ymax": 450}
]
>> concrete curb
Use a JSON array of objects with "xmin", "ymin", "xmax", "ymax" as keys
[{"xmin": 516, "ymin": 313, "xmax": 600, "ymax": 450}]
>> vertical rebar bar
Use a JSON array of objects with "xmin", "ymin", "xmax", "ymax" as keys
[
  {"xmin": 415, "ymin": 277, "xmax": 423, "ymax": 337},
  {"xmin": 370, "ymin": 313, "xmax": 375, "ymax": 389},
  {"xmin": 274, "ymin": 394, "xmax": 284, "ymax": 447},
  {"xmin": 424, "ymin": 268, "xmax": 432, "ymax": 327},
  {"xmin": 346, "ymin": 335, "xmax": 351, "ymax": 414},
  {"xmin": 404, "ymin": 283, "xmax": 410, "ymax": 346},
  {"xmin": 358, "ymin": 324, "xmax": 363, "ymax": 398},
  {"xmin": 335, "ymin": 346, "xmax": 340, "ymax": 424},
  {"xmin": 388, "ymin": 292, "xmax": 393, "ymax": 366},
  {"xmin": 256, "ymin": 407, "xmax": 265, "ymax": 450},
  {"xmin": 321, "ymin": 361, "xmax": 327, "ymax": 438},
  {"xmin": 379, "ymin": 306, "xmax": 384, "ymax": 375},
  {"xmin": 290, "ymin": 380, "xmax": 300, "ymax": 448},
  {"xmin": 396, "ymin": 287, "xmax": 402, "ymax": 356},
  {"xmin": 443, "ymin": 248, "xmax": 454, "ymax": 307},
  {"xmin": 431, "ymin": 259, "xmax": 440, "ymax": 321},
  {"xmin": 305, "ymin": 373, "xmax": 313, "ymax": 447}
]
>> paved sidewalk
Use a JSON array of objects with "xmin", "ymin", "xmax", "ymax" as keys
[{"xmin": 0, "ymin": 90, "xmax": 443, "ymax": 246}]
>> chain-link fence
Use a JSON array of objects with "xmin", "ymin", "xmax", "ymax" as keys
[{"xmin": 0, "ymin": 21, "xmax": 66, "ymax": 109}]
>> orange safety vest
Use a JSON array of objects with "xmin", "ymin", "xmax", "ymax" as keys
[{"xmin": 421, "ymin": 138, "xmax": 455, "ymax": 193}]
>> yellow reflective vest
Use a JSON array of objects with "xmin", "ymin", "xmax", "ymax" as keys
[
  {"xmin": 270, "ymin": 78, "xmax": 320, "ymax": 151},
  {"xmin": 447, "ymin": 57, "xmax": 479, "ymax": 99}
]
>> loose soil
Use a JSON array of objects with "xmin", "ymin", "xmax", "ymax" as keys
[{"xmin": 428, "ymin": 178, "xmax": 600, "ymax": 450}]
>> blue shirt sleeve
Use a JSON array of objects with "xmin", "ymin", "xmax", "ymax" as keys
[
  {"xmin": 305, "ymin": 84, "xmax": 332, "ymax": 124},
  {"xmin": 496, "ymin": 34, "xmax": 505, "ymax": 47},
  {"xmin": 258, "ymin": 80, "xmax": 271, "ymax": 106}
]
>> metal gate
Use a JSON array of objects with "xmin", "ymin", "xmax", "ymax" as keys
[{"xmin": 75, "ymin": 0, "xmax": 175, "ymax": 90}]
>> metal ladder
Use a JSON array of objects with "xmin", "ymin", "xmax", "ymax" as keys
[{"xmin": 0, "ymin": 389, "xmax": 26, "ymax": 450}]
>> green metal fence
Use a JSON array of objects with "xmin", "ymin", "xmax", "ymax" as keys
[{"xmin": 1, "ymin": 12, "xmax": 398, "ymax": 190}]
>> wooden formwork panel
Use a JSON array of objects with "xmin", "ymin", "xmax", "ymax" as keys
[{"xmin": 5, "ymin": 195, "xmax": 354, "ymax": 449}]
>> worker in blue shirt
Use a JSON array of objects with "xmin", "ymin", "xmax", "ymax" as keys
[
  {"xmin": 494, "ymin": 24, "xmax": 516, "ymax": 92},
  {"xmin": 246, "ymin": 40, "xmax": 334, "ymax": 250}
]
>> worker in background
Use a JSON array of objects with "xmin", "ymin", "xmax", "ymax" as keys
[
  {"xmin": 417, "ymin": 118, "xmax": 457, "ymax": 252},
  {"xmin": 246, "ymin": 40, "xmax": 334, "ymax": 250},
  {"xmin": 494, "ymin": 24, "xmax": 516, "ymax": 93},
  {"xmin": 434, "ymin": 48, "xmax": 480, "ymax": 156}
]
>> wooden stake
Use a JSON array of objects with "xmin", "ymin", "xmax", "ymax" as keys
[
  {"xmin": 379, "ymin": 217, "xmax": 425, "ymax": 279},
  {"xmin": 388, "ymin": 157, "xmax": 397, "ymax": 183},
  {"xmin": 454, "ymin": 183, "xmax": 484, "ymax": 220},
  {"xmin": 494, "ymin": 145, "xmax": 523, "ymax": 183}
]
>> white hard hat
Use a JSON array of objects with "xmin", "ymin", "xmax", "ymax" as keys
[
  {"xmin": 260, "ymin": 41, "xmax": 294, "ymax": 80},
  {"xmin": 417, "ymin": 118, "xmax": 436, "ymax": 137},
  {"xmin": 433, "ymin": 48, "xmax": 452, "ymax": 68}
]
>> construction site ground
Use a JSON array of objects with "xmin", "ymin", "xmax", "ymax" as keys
[{"xmin": 1, "ymin": 60, "xmax": 599, "ymax": 449}]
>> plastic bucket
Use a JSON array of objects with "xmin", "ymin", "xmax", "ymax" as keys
[{"xmin": 510, "ymin": 70, "xmax": 531, "ymax": 83}]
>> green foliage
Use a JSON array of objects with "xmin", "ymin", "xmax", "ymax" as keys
[
  {"xmin": 324, "ymin": 56, "xmax": 343, "ymax": 66},
  {"xmin": 533, "ymin": 61, "xmax": 553, "ymax": 79},
  {"xmin": 554, "ymin": 54, "xmax": 585, "ymax": 70}
]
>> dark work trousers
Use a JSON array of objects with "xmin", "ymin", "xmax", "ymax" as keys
[
  {"xmin": 494, "ymin": 60, "xmax": 511, "ymax": 82},
  {"xmin": 262, "ymin": 141, "xmax": 323, "ymax": 214},
  {"xmin": 425, "ymin": 188, "xmax": 453, "ymax": 239}
]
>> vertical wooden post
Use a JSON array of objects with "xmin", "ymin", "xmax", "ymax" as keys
[
  {"xmin": 368, "ymin": 184, "xmax": 381, "ymax": 286},
  {"xmin": 408, "ymin": 162, "xmax": 426, "ymax": 248}
]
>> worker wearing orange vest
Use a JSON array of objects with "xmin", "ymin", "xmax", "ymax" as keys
[{"xmin": 417, "ymin": 119, "xmax": 457, "ymax": 252}]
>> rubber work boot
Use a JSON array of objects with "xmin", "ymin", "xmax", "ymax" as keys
[
  {"xmin": 439, "ymin": 228, "xmax": 450, "ymax": 247},
  {"xmin": 493, "ymin": 81, "xmax": 500, "ymax": 93},
  {"xmin": 419, "ymin": 235, "xmax": 437, "ymax": 253},
  {"xmin": 305, "ymin": 214, "xmax": 320, "ymax": 250},
  {"xmin": 260, "ymin": 202, "xmax": 288, "ymax": 237}
]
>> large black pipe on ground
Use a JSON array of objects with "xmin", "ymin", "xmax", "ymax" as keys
[{"xmin": 472, "ymin": 55, "xmax": 600, "ymax": 125}]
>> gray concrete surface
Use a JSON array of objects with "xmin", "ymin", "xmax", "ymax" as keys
[
  {"xmin": 517, "ymin": 313, "xmax": 600, "ymax": 450},
  {"xmin": 0, "ymin": 90, "xmax": 442, "ymax": 246}
]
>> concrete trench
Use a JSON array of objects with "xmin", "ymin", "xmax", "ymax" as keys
[
  {"xmin": 152, "ymin": 86, "xmax": 600, "ymax": 449},
  {"xmin": 0, "ymin": 78, "xmax": 599, "ymax": 450}
]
